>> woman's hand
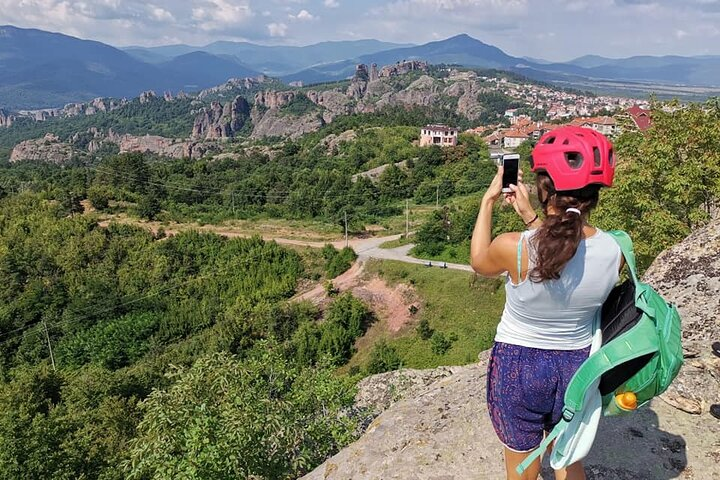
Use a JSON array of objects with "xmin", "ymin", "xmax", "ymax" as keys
[
  {"xmin": 483, "ymin": 166, "xmax": 504, "ymax": 204},
  {"xmin": 503, "ymin": 171, "xmax": 537, "ymax": 224}
]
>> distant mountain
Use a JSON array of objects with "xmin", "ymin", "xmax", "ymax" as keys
[
  {"xmin": 284, "ymin": 34, "xmax": 720, "ymax": 88},
  {"xmin": 0, "ymin": 25, "xmax": 163, "ymax": 109},
  {"xmin": 126, "ymin": 39, "xmax": 414, "ymax": 76},
  {"xmin": 0, "ymin": 25, "xmax": 262, "ymax": 109},
  {"xmin": 283, "ymin": 34, "xmax": 526, "ymax": 83},
  {"xmin": 159, "ymin": 52, "xmax": 260, "ymax": 91}
]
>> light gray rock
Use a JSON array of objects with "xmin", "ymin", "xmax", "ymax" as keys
[{"xmin": 10, "ymin": 133, "xmax": 74, "ymax": 164}]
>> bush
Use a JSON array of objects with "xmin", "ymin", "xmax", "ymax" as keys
[
  {"xmin": 87, "ymin": 185, "xmax": 110, "ymax": 211},
  {"xmin": 430, "ymin": 331, "xmax": 453, "ymax": 355},
  {"xmin": 416, "ymin": 317, "xmax": 433, "ymax": 340},
  {"xmin": 366, "ymin": 340, "xmax": 402, "ymax": 374},
  {"xmin": 323, "ymin": 245, "xmax": 358, "ymax": 279}
]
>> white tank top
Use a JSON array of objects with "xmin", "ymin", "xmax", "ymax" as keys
[{"xmin": 494, "ymin": 228, "xmax": 621, "ymax": 350}]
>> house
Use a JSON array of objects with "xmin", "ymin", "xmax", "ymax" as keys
[
  {"xmin": 569, "ymin": 116, "xmax": 617, "ymax": 136},
  {"xmin": 484, "ymin": 131, "xmax": 503, "ymax": 146},
  {"xmin": 503, "ymin": 130, "xmax": 529, "ymax": 149},
  {"xmin": 420, "ymin": 124, "xmax": 458, "ymax": 147},
  {"xmin": 627, "ymin": 105, "xmax": 652, "ymax": 131}
]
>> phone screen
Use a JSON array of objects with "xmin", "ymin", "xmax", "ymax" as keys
[{"xmin": 502, "ymin": 156, "xmax": 519, "ymax": 192}]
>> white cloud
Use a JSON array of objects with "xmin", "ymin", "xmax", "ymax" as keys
[
  {"xmin": 675, "ymin": 29, "xmax": 689, "ymax": 38},
  {"xmin": 191, "ymin": 0, "xmax": 253, "ymax": 31},
  {"xmin": 324, "ymin": 0, "xmax": 339, "ymax": 7},
  {"xmin": 148, "ymin": 5, "xmax": 175, "ymax": 22},
  {"xmin": 267, "ymin": 22, "xmax": 288, "ymax": 37},
  {"xmin": 290, "ymin": 9, "xmax": 315, "ymax": 21}
]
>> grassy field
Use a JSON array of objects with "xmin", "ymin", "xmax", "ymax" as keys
[
  {"xmin": 345, "ymin": 259, "xmax": 505, "ymax": 372},
  {"xmin": 378, "ymin": 233, "xmax": 415, "ymax": 249},
  {"xmin": 410, "ymin": 240, "xmax": 472, "ymax": 265}
]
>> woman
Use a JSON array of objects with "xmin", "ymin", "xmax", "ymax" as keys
[{"xmin": 470, "ymin": 126, "xmax": 622, "ymax": 480}]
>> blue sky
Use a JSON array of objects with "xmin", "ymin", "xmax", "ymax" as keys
[{"xmin": 1, "ymin": 0, "xmax": 720, "ymax": 61}]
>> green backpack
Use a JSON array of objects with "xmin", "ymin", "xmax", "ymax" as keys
[{"xmin": 518, "ymin": 230, "xmax": 684, "ymax": 473}]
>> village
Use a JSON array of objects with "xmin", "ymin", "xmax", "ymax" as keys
[{"xmin": 420, "ymin": 73, "xmax": 652, "ymax": 152}]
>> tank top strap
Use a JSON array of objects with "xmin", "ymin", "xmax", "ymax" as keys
[{"xmin": 517, "ymin": 231, "xmax": 525, "ymax": 281}]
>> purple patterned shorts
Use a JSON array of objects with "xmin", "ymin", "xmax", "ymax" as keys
[{"xmin": 486, "ymin": 341, "xmax": 591, "ymax": 452}]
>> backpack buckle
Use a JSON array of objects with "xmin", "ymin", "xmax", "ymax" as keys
[{"xmin": 562, "ymin": 408, "xmax": 575, "ymax": 422}]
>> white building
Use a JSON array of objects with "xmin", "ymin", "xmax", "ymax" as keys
[{"xmin": 420, "ymin": 125, "xmax": 458, "ymax": 147}]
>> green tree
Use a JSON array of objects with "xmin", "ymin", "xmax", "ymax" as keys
[{"xmin": 126, "ymin": 345, "xmax": 358, "ymax": 480}]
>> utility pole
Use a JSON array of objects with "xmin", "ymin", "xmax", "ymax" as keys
[
  {"xmin": 42, "ymin": 319, "xmax": 56, "ymax": 372},
  {"xmin": 344, "ymin": 211, "xmax": 348, "ymax": 248},
  {"xmin": 436, "ymin": 185, "xmax": 439, "ymax": 208},
  {"xmin": 405, "ymin": 199, "xmax": 409, "ymax": 238}
]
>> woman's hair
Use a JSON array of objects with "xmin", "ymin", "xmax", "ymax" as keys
[{"xmin": 529, "ymin": 172, "xmax": 600, "ymax": 282}]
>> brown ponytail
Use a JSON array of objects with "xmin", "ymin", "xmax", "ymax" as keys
[{"xmin": 530, "ymin": 173, "xmax": 600, "ymax": 282}]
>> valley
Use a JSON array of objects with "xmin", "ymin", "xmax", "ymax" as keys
[{"xmin": 0, "ymin": 18, "xmax": 719, "ymax": 480}]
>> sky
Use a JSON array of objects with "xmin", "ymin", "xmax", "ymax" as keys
[{"xmin": 1, "ymin": 0, "xmax": 720, "ymax": 61}]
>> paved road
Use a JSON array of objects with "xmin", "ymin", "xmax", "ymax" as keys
[
  {"xmin": 351, "ymin": 234, "xmax": 474, "ymax": 272},
  {"xmin": 98, "ymin": 218, "xmax": 475, "ymax": 273}
]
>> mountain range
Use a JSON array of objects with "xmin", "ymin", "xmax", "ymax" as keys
[{"xmin": 2, "ymin": 25, "xmax": 720, "ymax": 110}]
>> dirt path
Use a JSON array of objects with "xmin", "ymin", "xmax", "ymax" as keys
[{"xmin": 294, "ymin": 260, "xmax": 420, "ymax": 333}]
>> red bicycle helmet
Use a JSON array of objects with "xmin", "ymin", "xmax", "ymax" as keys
[{"xmin": 530, "ymin": 126, "xmax": 615, "ymax": 191}]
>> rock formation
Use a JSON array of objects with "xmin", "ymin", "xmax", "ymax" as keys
[
  {"xmin": 250, "ymin": 108, "xmax": 323, "ymax": 140},
  {"xmin": 106, "ymin": 130, "xmax": 218, "ymax": 159},
  {"xmin": 197, "ymin": 76, "xmax": 270, "ymax": 100},
  {"xmin": 305, "ymin": 90, "xmax": 354, "ymax": 123},
  {"xmin": 379, "ymin": 60, "xmax": 428, "ymax": 78},
  {"xmin": 192, "ymin": 96, "xmax": 251, "ymax": 140},
  {"xmin": 370, "ymin": 63, "xmax": 379, "ymax": 82},
  {"xmin": 139, "ymin": 91, "xmax": 157, "ymax": 104},
  {"xmin": 254, "ymin": 90, "xmax": 296, "ymax": 110},
  {"xmin": 0, "ymin": 108, "xmax": 14, "ymax": 127},
  {"xmin": 302, "ymin": 216, "xmax": 720, "ymax": 480},
  {"xmin": 10, "ymin": 133, "xmax": 74, "ymax": 164}
]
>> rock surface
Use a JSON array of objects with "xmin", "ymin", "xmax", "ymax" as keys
[
  {"xmin": 0, "ymin": 108, "xmax": 14, "ymax": 127},
  {"xmin": 301, "ymin": 217, "xmax": 720, "ymax": 480},
  {"xmin": 191, "ymin": 96, "xmax": 251, "ymax": 140},
  {"xmin": 109, "ymin": 131, "xmax": 218, "ymax": 159},
  {"xmin": 251, "ymin": 108, "xmax": 323, "ymax": 140},
  {"xmin": 10, "ymin": 133, "xmax": 74, "ymax": 164}
]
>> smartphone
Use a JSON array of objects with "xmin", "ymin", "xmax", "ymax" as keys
[{"xmin": 502, "ymin": 154, "xmax": 519, "ymax": 193}]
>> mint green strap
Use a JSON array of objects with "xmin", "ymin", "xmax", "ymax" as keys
[
  {"xmin": 606, "ymin": 230, "xmax": 639, "ymax": 285},
  {"xmin": 564, "ymin": 318, "xmax": 657, "ymax": 412},
  {"xmin": 517, "ymin": 420, "xmax": 566, "ymax": 474}
]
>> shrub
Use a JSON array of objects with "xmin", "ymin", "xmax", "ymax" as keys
[
  {"xmin": 430, "ymin": 331, "xmax": 453, "ymax": 355},
  {"xmin": 416, "ymin": 317, "xmax": 432, "ymax": 340},
  {"xmin": 366, "ymin": 340, "xmax": 402, "ymax": 374}
]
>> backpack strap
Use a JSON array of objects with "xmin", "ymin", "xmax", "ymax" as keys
[
  {"xmin": 517, "ymin": 419, "xmax": 568, "ymax": 474},
  {"xmin": 562, "ymin": 317, "xmax": 657, "ymax": 412},
  {"xmin": 606, "ymin": 230, "xmax": 639, "ymax": 285},
  {"xmin": 517, "ymin": 319, "xmax": 658, "ymax": 475}
]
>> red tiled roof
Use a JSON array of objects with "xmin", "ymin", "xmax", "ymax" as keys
[{"xmin": 627, "ymin": 105, "xmax": 652, "ymax": 131}]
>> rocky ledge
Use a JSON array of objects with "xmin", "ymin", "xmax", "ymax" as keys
[{"xmin": 301, "ymin": 216, "xmax": 720, "ymax": 480}]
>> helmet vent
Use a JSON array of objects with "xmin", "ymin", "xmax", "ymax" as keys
[
  {"xmin": 593, "ymin": 147, "xmax": 601, "ymax": 167},
  {"xmin": 545, "ymin": 136, "xmax": 556, "ymax": 144},
  {"xmin": 565, "ymin": 152, "xmax": 583, "ymax": 169},
  {"xmin": 609, "ymin": 149, "xmax": 615, "ymax": 166},
  {"xmin": 562, "ymin": 139, "xmax": 570, "ymax": 145}
]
